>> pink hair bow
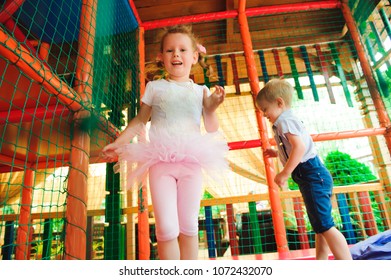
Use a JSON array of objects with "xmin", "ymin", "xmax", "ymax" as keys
[{"xmin": 197, "ymin": 44, "xmax": 206, "ymax": 54}]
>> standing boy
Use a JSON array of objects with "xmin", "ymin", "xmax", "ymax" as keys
[{"xmin": 256, "ymin": 79, "xmax": 352, "ymax": 260}]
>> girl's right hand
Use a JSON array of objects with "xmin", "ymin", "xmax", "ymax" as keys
[
  {"xmin": 263, "ymin": 148, "xmax": 278, "ymax": 158},
  {"xmin": 101, "ymin": 142, "xmax": 119, "ymax": 162}
]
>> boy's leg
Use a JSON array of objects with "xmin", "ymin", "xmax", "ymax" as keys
[
  {"xmin": 321, "ymin": 227, "xmax": 352, "ymax": 260},
  {"xmin": 293, "ymin": 158, "xmax": 351, "ymax": 259},
  {"xmin": 315, "ymin": 233, "xmax": 329, "ymax": 260}
]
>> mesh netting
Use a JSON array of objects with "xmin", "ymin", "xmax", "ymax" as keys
[{"xmin": 1, "ymin": 0, "xmax": 390, "ymax": 260}]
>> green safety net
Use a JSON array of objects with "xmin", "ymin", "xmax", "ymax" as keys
[{"xmin": 1, "ymin": 0, "xmax": 390, "ymax": 260}]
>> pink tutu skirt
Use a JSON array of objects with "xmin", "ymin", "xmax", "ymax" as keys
[{"xmin": 113, "ymin": 124, "xmax": 229, "ymax": 190}]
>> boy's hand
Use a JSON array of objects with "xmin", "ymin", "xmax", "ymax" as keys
[
  {"xmin": 263, "ymin": 148, "xmax": 278, "ymax": 158},
  {"xmin": 274, "ymin": 171, "xmax": 289, "ymax": 188},
  {"xmin": 203, "ymin": 85, "xmax": 225, "ymax": 113}
]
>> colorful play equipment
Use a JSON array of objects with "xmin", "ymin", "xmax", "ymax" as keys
[{"xmin": 1, "ymin": 0, "xmax": 391, "ymax": 260}]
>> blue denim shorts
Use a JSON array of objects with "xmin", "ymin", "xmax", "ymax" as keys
[{"xmin": 291, "ymin": 156, "xmax": 335, "ymax": 233}]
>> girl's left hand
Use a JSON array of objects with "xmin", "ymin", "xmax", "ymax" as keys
[{"xmin": 203, "ymin": 85, "xmax": 226, "ymax": 113}]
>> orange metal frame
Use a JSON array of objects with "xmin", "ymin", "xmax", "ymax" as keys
[{"xmin": 2, "ymin": 0, "xmax": 391, "ymax": 260}]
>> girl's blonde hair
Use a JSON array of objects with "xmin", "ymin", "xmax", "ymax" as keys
[
  {"xmin": 256, "ymin": 78, "xmax": 293, "ymax": 107},
  {"xmin": 145, "ymin": 25, "xmax": 216, "ymax": 81}
]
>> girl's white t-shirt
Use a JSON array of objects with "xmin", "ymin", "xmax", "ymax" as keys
[{"xmin": 142, "ymin": 79, "xmax": 211, "ymax": 134}]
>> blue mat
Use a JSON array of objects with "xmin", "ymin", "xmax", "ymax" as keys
[{"xmin": 350, "ymin": 230, "xmax": 391, "ymax": 260}]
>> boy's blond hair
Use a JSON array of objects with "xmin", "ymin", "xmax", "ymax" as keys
[{"xmin": 256, "ymin": 78, "xmax": 294, "ymax": 107}]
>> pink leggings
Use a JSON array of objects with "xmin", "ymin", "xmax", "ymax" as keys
[{"xmin": 149, "ymin": 162, "xmax": 203, "ymax": 242}]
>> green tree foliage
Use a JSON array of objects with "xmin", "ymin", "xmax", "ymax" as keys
[{"xmin": 324, "ymin": 151, "xmax": 377, "ymax": 186}]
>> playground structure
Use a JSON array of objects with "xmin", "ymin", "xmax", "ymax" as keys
[{"xmin": 1, "ymin": 0, "xmax": 391, "ymax": 260}]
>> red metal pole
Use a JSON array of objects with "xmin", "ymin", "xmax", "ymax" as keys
[
  {"xmin": 142, "ymin": 1, "xmax": 339, "ymax": 30},
  {"xmin": 34, "ymin": 156, "xmax": 70, "ymax": 169},
  {"xmin": 15, "ymin": 169, "xmax": 34, "ymax": 260},
  {"xmin": 14, "ymin": 92, "xmax": 40, "ymax": 259},
  {"xmin": 39, "ymin": 42, "xmax": 50, "ymax": 61},
  {"xmin": 0, "ymin": 0, "xmax": 25, "ymax": 23},
  {"xmin": 272, "ymin": 49, "xmax": 284, "ymax": 78},
  {"xmin": 228, "ymin": 127, "xmax": 387, "ymax": 150},
  {"xmin": 0, "ymin": 105, "xmax": 69, "ymax": 125},
  {"xmin": 292, "ymin": 198, "xmax": 310, "ymax": 250},
  {"xmin": 64, "ymin": 0, "xmax": 96, "ymax": 260},
  {"xmin": 238, "ymin": 0, "xmax": 289, "ymax": 253},
  {"xmin": 4, "ymin": 19, "xmax": 39, "ymax": 56},
  {"xmin": 245, "ymin": 1, "xmax": 340, "ymax": 17},
  {"xmin": 0, "ymin": 155, "xmax": 26, "ymax": 169},
  {"xmin": 0, "ymin": 27, "xmax": 83, "ymax": 112},
  {"xmin": 228, "ymin": 139, "xmax": 262, "ymax": 150},
  {"xmin": 143, "ymin": 11, "xmax": 237, "ymax": 30},
  {"xmin": 226, "ymin": 204, "xmax": 239, "ymax": 256},
  {"xmin": 340, "ymin": 0, "xmax": 391, "ymax": 150},
  {"xmin": 357, "ymin": 192, "xmax": 378, "ymax": 236},
  {"xmin": 311, "ymin": 127, "xmax": 386, "ymax": 142}
]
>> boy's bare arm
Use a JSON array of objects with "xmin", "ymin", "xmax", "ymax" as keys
[
  {"xmin": 275, "ymin": 133, "xmax": 305, "ymax": 186},
  {"xmin": 283, "ymin": 133, "xmax": 305, "ymax": 174}
]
